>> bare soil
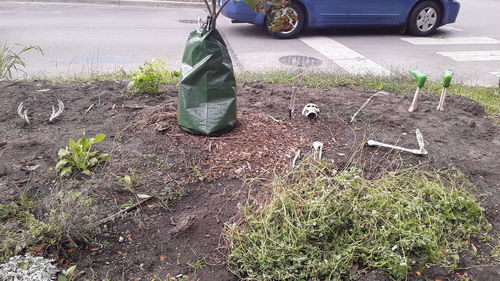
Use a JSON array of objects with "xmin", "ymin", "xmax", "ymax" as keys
[{"xmin": 0, "ymin": 80, "xmax": 499, "ymax": 280}]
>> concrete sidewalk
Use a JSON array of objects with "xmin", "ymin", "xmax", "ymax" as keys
[{"xmin": 0, "ymin": 0, "xmax": 206, "ymax": 8}]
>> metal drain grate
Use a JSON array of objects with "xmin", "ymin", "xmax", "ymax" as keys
[
  {"xmin": 279, "ymin": 55, "xmax": 322, "ymax": 68},
  {"xmin": 177, "ymin": 19, "xmax": 198, "ymax": 24}
]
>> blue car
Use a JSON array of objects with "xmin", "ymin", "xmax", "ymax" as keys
[{"xmin": 221, "ymin": 0, "xmax": 460, "ymax": 39}]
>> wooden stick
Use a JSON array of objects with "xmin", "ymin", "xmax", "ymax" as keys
[
  {"xmin": 437, "ymin": 87, "xmax": 447, "ymax": 111},
  {"xmin": 288, "ymin": 86, "xmax": 297, "ymax": 118},
  {"xmin": 97, "ymin": 197, "xmax": 153, "ymax": 225},
  {"xmin": 408, "ymin": 87, "xmax": 421, "ymax": 112}
]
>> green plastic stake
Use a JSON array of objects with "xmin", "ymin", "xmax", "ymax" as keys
[
  {"xmin": 437, "ymin": 69, "xmax": 454, "ymax": 111},
  {"xmin": 408, "ymin": 70, "xmax": 427, "ymax": 112},
  {"xmin": 442, "ymin": 69, "xmax": 453, "ymax": 87},
  {"xmin": 409, "ymin": 70, "xmax": 427, "ymax": 87}
]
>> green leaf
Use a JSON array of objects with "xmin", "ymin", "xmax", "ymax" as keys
[
  {"xmin": 65, "ymin": 265, "xmax": 77, "ymax": 276},
  {"xmin": 120, "ymin": 175, "xmax": 132, "ymax": 185},
  {"xmin": 58, "ymin": 148, "xmax": 70, "ymax": 159},
  {"xmin": 59, "ymin": 166, "xmax": 72, "ymax": 177},
  {"xmin": 55, "ymin": 159, "xmax": 69, "ymax": 171},
  {"xmin": 121, "ymin": 200, "xmax": 133, "ymax": 208},
  {"xmin": 82, "ymin": 169, "xmax": 92, "ymax": 176},
  {"xmin": 93, "ymin": 134, "xmax": 106, "ymax": 144},
  {"xmin": 88, "ymin": 157, "xmax": 98, "ymax": 166},
  {"xmin": 68, "ymin": 138, "xmax": 79, "ymax": 154},
  {"xmin": 57, "ymin": 274, "xmax": 68, "ymax": 281},
  {"xmin": 99, "ymin": 153, "xmax": 111, "ymax": 161}
]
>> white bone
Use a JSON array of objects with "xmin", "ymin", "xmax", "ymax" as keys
[
  {"xmin": 49, "ymin": 99, "xmax": 64, "ymax": 122},
  {"xmin": 17, "ymin": 102, "xmax": 29, "ymax": 124},
  {"xmin": 312, "ymin": 141, "xmax": 323, "ymax": 160},
  {"xmin": 349, "ymin": 91, "xmax": 389, "ymax": 123},
  {"xmin": 291, "ymin": 150, "xmax": 301, "ymax": 168},
  {"xmin": 367, "ymin": 129, "xmax": 427, "ymax": 155}
]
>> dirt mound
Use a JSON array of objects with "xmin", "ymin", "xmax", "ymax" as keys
[{"xmin": 0, "ymin": 80, "xmax": 498, "ymax": 280}]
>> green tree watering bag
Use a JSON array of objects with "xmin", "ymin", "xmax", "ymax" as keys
[{"xmin": 177, "ymin": 26, "xmax": 237, "ymax": 135}]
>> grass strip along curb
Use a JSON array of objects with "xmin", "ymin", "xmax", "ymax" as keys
[{"xmin": 226, "ymin": 159, "xmax": 491, "ymax": 280}]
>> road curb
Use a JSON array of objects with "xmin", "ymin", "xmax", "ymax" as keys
[{"xmin": 0, "ymin": 0, "xmax": 205, "ymax": 9}]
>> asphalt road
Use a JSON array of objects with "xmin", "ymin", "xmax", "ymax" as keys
[{"xmin": 0, "ymin": 0, "xmax": 499, "ymax": 86}]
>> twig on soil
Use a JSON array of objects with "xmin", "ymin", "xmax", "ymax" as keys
[
  {"xmin": 123, "ymin": 104, "xmax": 145, "ymax": 109},
  {"xmin": 97, "ymin": 197, "xmax": 153, "ymax": 225},
  {"xmin": 265, "ymin": 114, "xmax": 283, "ymax": 123},
  {"xmin": 84, "ymin": 103, "xmax": 94, "ymax": 114},
  {"xmin": 456, "ymin": 263, "xmax": 499, "ymax": 270}
]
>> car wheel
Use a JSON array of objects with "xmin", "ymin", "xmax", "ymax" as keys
[
  {"xmin": 408, "ymin": 1, "xmax": 441, "ymax": 36},
  {"xmin": 266, "ymin": 2, "xmax": 305, "ymax": 39}
]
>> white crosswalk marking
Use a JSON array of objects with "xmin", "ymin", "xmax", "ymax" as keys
[
  {"xmin": 439, "ymin": 26, "xmax": 464, "ymax": 32},
  {"xmin": 437, "ymin": 51, "xmax": 500, "ymax": 61},
  {"xmin": 401, "ymin": 37, "xmax": 500, "ymax": 45},
  {"xmin": 300, "ymin": 37, "xmax": 390, "ymax": 76}
]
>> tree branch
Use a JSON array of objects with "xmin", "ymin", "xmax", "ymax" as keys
[
  {"xmin": 203, "ymin": 0, "xmax": 214, "ymax": 17},
  {"xmin": 213, "ymin": 0, "xmax": 232, "ymax": 24}
]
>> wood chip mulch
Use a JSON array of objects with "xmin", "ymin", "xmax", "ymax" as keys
[{"xmin": 150, "ymin": 109, "xmax": 309, "ymax": 181}]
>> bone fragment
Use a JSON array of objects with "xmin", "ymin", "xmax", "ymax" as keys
[
  {"xmin": 49, "ymin": 99, "xmax": 64, "ymax": 122},
  {"xmin": 349, "ymin": 91, "xmax": 389, "ymax": 123},
  {"xmin": 291, "ymin": 149, "xmax": 301, "ymax": 168},
  {"xmin": 17, "ymin": 102, "xmax": 30, "ymax": 124},
  {"xmin": 367, "ymin": 129, "xmax": 427, "ymax": 155},
  {"xmin": 312, "ymin": 141, "xmax": 323, "ymax": 160}
]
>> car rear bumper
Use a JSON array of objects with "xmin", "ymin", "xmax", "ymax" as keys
[
  {"xmin": 442, "ymin": 1, "xmax": 460, "ymax": 24},
  {"xmin": 220, "ymin": 0, "xmax": 266, "ymax": 25}
]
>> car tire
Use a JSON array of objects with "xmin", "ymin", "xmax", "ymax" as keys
[
  {"xmin": 408, "ymin": 1, "xmax": 441, "ymax": 36},
  {"xmin": 266, "ymin": 2, "xmax": 305, "ymax": 39}
]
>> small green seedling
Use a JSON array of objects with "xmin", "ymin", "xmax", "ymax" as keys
[
  {"xmin": 408, "ymin": 69, "xmax": 427, "ymax": 112},
  {"xmin": 437, "ymin": 69, "xmax": 454, "ymax": 111},
  {"xmin": 127, "ymin": 58, "xmax": 178, "ymax": 94},
  {"xmin": 57, "ymin": 265, "xmax": 78, "ymax": 281},
  {"xmin": 118, "ymin": 172, "xmax": 138, "ymax": 189},
  {"xmin": 55, "ymin": 133, "xmax": 110, "ymax": 177}
]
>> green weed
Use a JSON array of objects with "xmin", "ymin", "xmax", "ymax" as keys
[
  {"xmin": 187, "ymin": 258, "xmax": 207, "ymax": 270},
  {"xmin": 0, "ymin": 190, "xmax": 98, "ymax": 262},
  {"xmin": 0, "ymin": 41, "xmax": 43, "ymax": 80},
  {"xmin": 57, "ymin": 265, "xmax": 79, "ymax": 281},
  {"xmin": 227, "ymin": 159, "xmax": 491, "ymax": 280},
  {"xmin": 127, "ymin": 58, "xmax": 179, "ymax": 93},
  {"xmin": 118, "ymin": 170, "xmax": 139, "ymax": 190},
  {"xmin": 55, "ymin": 133, "xmax": 110, "ymax": 177}
]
